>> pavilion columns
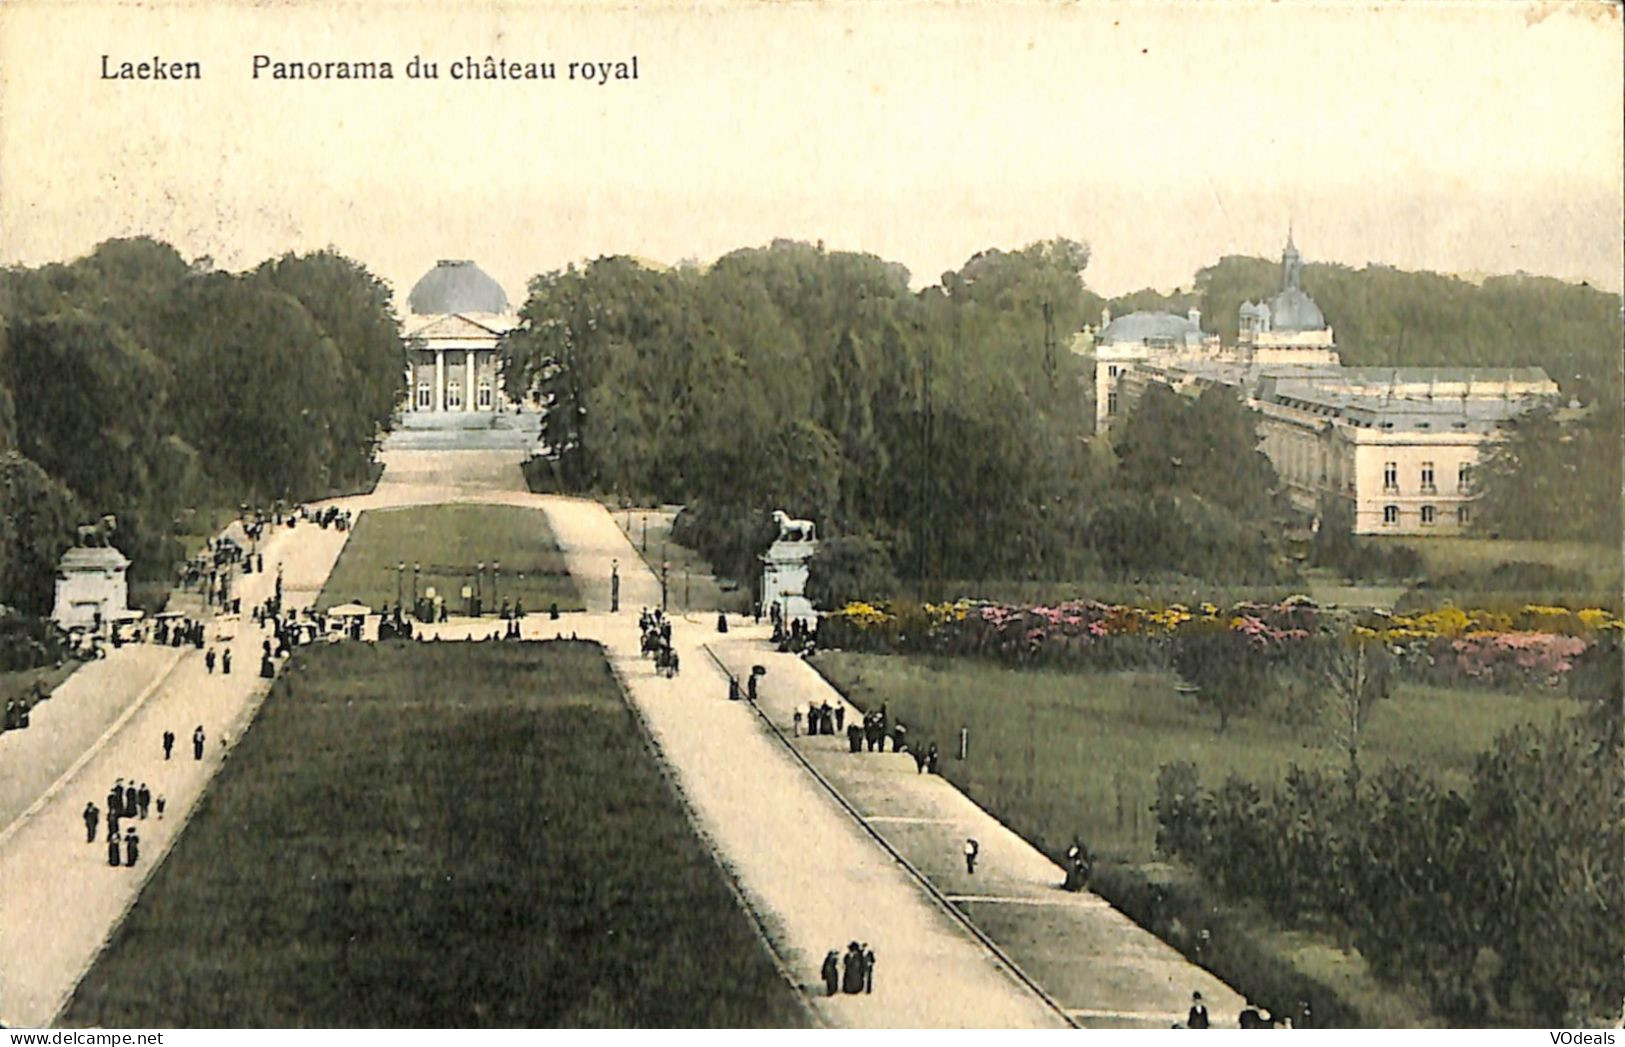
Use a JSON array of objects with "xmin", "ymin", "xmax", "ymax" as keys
[
  {"xmin": 466, "ymin": 351, "xmax": 476, "ymax": 412},
  {"xmin": 434, "ymin": 350, "xmax": 445, "ymax": 412}
]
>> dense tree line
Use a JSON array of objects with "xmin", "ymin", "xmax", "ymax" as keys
[
  {"xmin": 0, "ymin": 238, "xmax": 406, "ymax": 612},
  {"xmin": 503, "ymin": 240, "xmax": 1105, "ymax": 594},
  {"xmin": 1470, "ymin": 402, "xmax": 1622, "ymax": 541}
]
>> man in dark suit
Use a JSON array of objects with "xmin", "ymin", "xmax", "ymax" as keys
[{"xmin": 83, "ymin": 802, "xmax": 99, "ymax": 843}]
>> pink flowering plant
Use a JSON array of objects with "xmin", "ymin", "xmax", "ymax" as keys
[{"xmin": 819, "ymin": 596, "xmax": 1615, "ymax": 688}]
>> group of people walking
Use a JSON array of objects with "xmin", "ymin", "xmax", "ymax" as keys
[
  {"xmin": 770, "ymin": 607, "xmax": 817, "ymax": 657},
  {"xmin": 83, "ymin": 774, "xmax": 167, "ymax": 869},
  {"xmin": 204, "ymin": 647, "xmax": 233, "ymax": 675},
  {"xmin": 83, "ymin": 725, "xmax": 208, "ymax": 868},
  {"xmin": 2, "ymin": 681, "xmax": 46, "ymax": 734},
  {"xmin": 640, "ymin": 609, "xmax": 680, "ymax": 677},
  {"xmin": 148, "ymin": 616, "xmax": 206, "ymax": 649},
  {"xmin": 794, "ymin": 698, "xmax": 844, "ymax": 737},
  {"xmin": 820, "ymin": 942, "xmax": 876, "ymax": 996},
  {"xmin": 1178, "ymin": 990, "xmax": 1299, "ymax": 1029},
  {"xmin": 792, "ymin": 697, "xmax": 947, "ymax": 776}
]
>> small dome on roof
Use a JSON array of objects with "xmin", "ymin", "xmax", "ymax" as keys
[
  {"xmin": 1097, "ymin": 310, "xmax": 1204, "ymax": 346},
  {"xmin": 408, "ymin": 260, "xmax": 509, "ymax": 316}
]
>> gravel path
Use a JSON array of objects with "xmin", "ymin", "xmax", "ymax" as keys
[{"xmin": 0, "ymin": 520, "xmax": 351, "ymax": 1028}]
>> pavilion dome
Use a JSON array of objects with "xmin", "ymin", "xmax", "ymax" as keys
[{"xmin": 407, "ymin": 259, "xmax": 509, "ymax": 316}]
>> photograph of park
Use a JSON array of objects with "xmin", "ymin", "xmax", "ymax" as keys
[{"xmin": 0, "ymin": 0, "xmax": 1620, "ymax": 1033}]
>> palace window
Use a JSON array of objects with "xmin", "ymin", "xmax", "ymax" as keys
[
  {"xmin": 1421, "ymin": 504, "xmax": 1437, "ymax": 525},
  {"xmin": 478, "ymin": 379, "xmax": 493, "ymax": 408},
  {"xmin": 1457, "ymin": 504, "xmax": 1471, "ymax": 526},
  {"xmin": 1107, "ymin": 392, "xmax": 1119, "ymax": 414},
  {"xmin": 1383, "ymin": 504, "xmax": 1399, "ymax": 526},
  {"xmin": 1108, "ymin": 365, "xmax": 1120, "ymax": 378},
  {"xmin": 1383, "ymin": 462, "xmax": 1398, "ymax": 490},
  {"xmin": 447, "ymin": 382, "xmax": 462, "ymax": 409},
  {"xmin": 1420, "ymin": 461, "xmax": 1436, "ymax": 493},
  {"xmin": 416, "ymin": 382, "xmax": 432, "ymax": 409},
  {"xmin": 1457, "ymin": 463, "xmax": 1471, "ymax": 493}
]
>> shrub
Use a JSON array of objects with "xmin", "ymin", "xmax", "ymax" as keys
[
  {"xmin": 1169, "ymin": 624, "xmax": 1275, "ymax": 732},
  {"xmin": 805, "ymin": 536, "xmax": 899, "ymax": 610},
  {"xmin": 1151, "ymin": 713, "xmax": 1625, "ymax": 1026}
]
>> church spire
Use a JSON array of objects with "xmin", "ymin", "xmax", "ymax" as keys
[{"xmin": 1281, "ymin": 227, "xmax": 1303, "ymax": 291}]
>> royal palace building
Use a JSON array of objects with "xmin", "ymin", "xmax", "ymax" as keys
[{"xmin": 1083, "ymin": 237, "xmax": 1561, "ymax": 535}]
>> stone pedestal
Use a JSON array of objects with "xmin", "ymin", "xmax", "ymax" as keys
[
  {"xmin": 760, "ymin": 510, "xmax": 817, "ymax": 626},
  {"xmin": 52, "ymin": 546, "xmax": 133, "ymax": 633}
]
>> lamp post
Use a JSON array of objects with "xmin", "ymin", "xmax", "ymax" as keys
[
  {"xmin": 493, "ymin": 561, "xmax": 500, "ymax": 611},
  {"xmin": 412, "ymin": 563, "xmax": 420, "ymax": 606},
  {"xmin": 641, "ymin": 515, "xmax": 648, "ymax": 553},
  {"xmin": 661, "ymin": 560, "xmax": 670, "ymax": 614},
  {"xmin": 611, "ymin": 559, "xmax": 620, "ymax": 613},
  {"xmin": 395, "ymin": 562, "xmax": 404, "ymax": 607}
]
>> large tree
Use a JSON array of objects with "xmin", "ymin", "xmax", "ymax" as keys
[
  {"xmin": 3, "ymin": 309, "xmax": 171, "ymax": 521},
  {"xmin": 256, "ymin": 250, "xmax": 408, "ymax": 478},
  {"xmin": 1114, "ymin": 384, "xmax": 1285, "ymax": 523},
  {"xmin": 0, "ymin": 452, "xmax": 81, "ymax": 613},
  {"xmin": 1470, "ymin": 404, "xmax": 1622, "ymax": 542},
  {"xmin": 502, "ymin": 241, "xmax": 1102, "ymax": 588}
]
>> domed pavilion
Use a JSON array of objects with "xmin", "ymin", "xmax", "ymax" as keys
[{"xmin": 403, "ymin": 260, "xmax": 517, "ymax": 413}]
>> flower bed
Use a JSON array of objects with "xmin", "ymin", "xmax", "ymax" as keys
[{"xmin": 819, "ymin": 597, "xmax": 1622, "ymax": 689}]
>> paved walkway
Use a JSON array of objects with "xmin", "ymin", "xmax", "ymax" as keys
[
  {"xmin": 0, "ymin": 647, "xmax": 183, "ymax": 830},
  {"xmin": 0, "ymin": 519, "xmax": 351, "ymax": 1028},
  {"xmin": 706, "ymin": 634, "xmax": 1247, "ymax": 1029},
  {"xmin": 534, "ymin": 500, "xmax": 1067, "ymax": 1028},
  {"xmin": 3, "ymin": 447, "xmax": 1241, "ymax": 1028}
]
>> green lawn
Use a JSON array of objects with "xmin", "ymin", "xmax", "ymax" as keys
[
  {"xmin": 810, "ymin": 652, "xmax": 1582, "ymax": 1026},
  {"xmin": 811, "ymin": 652, "xmax": 1581, "ymax": 862},
  {"xmin": 1377, "ymin": 536, "xmax": 1621, "ymax": 588},
  {"xmin": 63, "ymin": 641, "xmax": 807, "ymax": 1028},
  {"xmin": 607, "ymin": 506, "xmax": 752, "ymax": 614},
  {"xmin": 317, "ymin": 504, "xmax": 583, "ymax": 614}
]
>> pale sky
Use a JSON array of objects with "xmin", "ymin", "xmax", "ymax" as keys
[{"xmin": 1, "ymin": 0, "xmax": 1620, "ymax": 310}]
